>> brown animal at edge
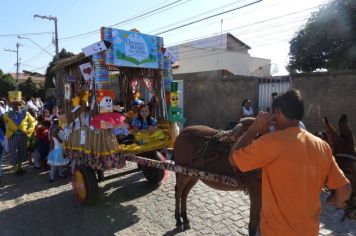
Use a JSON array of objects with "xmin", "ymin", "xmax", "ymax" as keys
[
  {"xmin": 173, "ymin": 118, "xmax": 261, "ymax": 236},
  {"xmin": 324, "ymin": 114, "xmax": 356, "ymax": 220}
]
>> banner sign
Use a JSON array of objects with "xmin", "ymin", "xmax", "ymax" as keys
[{"xmin": 111, "ymin": 29, "xmax": 160, "ymax": 69}]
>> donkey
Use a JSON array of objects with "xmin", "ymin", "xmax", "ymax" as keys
[
  {"xmin": 324, "ymin": 114, "xmax": 356, "ymax": 221},
  {"xmin": 173, "ymin": 118, "xmax": 261, "ymax": 236}
]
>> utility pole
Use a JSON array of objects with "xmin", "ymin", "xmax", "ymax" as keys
[
  {"xmin": 34, "ymin": 14, "xmax": 60, "ymax": 105},
  {"xmin": 4, "ymin": 43, "xmax": 21, "ymax": 90}
]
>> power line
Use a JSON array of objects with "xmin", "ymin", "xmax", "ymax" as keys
[
  {"xmin": 172, "ymin": 17, "xmax": 308, "ymax": 58},
  {"xmin": 0, "ymin": 32, "xmax": 53, "ymax": 38},
  {"xmin": 155, "ymin": 0, "xmax": 262, "ymax": 35},
  {"xmin": 59, "ymin": 0, "xmax": 191, "ymax": 41},
  {"xmin": 165, "ymin": 5, "xmax": 318, "ymax": 48},
  {"xmin": 149, "ymin": 0, "xmax": 247, "ymax": 34},
  {"xmin": 21, "ymin": 43, "xmax": 53, "ymax": 64},
  {"xmin": 161, "ymin": 0, "xmax": 288, "ymax": 39}
]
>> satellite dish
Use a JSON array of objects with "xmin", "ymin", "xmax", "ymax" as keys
[{"xmin": 250, "ymin": 63, "xmax": 280, "ymax": 78}]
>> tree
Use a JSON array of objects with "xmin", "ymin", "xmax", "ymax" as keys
[
  {"xmin": 44, "ymin": 48, "xmax": 75, "ymax": 89},
  {"xmin": 18, "ymin": 77, "xmax": 40, "ymax": 99},
  {"xmin": 0, "ymin": 73, "xmax": 16, "ymax": 98},
  {"xmin": 288, "ymin": 0, "xmax": 356, "ymax": 73}
]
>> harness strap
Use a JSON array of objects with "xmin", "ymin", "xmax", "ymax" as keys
[
  {"xmin": 192, "ymin": 130, "xmax": 231, "ymax": 165},
  {"xmin": 335, "ymin": 153, "xmax": 356, "ymax": 162}
]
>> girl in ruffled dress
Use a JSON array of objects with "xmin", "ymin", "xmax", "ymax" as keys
[{"xmin": 47, "ymin": 123, "xmax": 69, "ymax": 182}]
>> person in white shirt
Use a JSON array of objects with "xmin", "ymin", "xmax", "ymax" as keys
[
  {"xmin": 240, "ymin": 99, "xmax": 255, "ymax": 118},
  {"xmin": 0, "ymin": 101, "xmax": 6, "ymax": 117},
  {"xmin": 25, "ymin": 98, "xmax": 39, "ymax": 112}
]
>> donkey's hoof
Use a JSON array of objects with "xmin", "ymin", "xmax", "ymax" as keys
[
  {"xmin": 183, "ymin": 223, "xmax": 191, "ymax": 230},
  {"xmin": 175, "ymin": 220, "xmax": 183, "ymax": 227}
]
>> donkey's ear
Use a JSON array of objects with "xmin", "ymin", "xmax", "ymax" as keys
[
  {"xmin": 324, "ymin": 116, "xmax": 329, "ymax": 124},
  {"xmin": 338, "ymin": 114, "xmax": 355, "ymax": 149},
  {"xmin": 324, "ymin": 116, "xmax": 338, "ymax": 136},
  {"xmin": 338, "ymin": 114, "xmax": 351, "ymax": 136}
]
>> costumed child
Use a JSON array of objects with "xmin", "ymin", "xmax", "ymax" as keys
[
  {"xmin": 0, "ymin": 116, "xmax": 6, "ymax": 186},
  {"xmin": 27, "ymin": 108, "xmax": 38, "ymax": 165},
  {"xmin": 33, "ymin": 119, "xmax": 51, "ymax": 170},
  {"xmin": 112, "ymin": 105, "xmax": 134, "ymax": 145},
  {"xmin": 47, "ymin": 121, "xmax": 69, "ymax": 182},
  {"xmin": 3, "ymin": 91, "xmax": 36, "ymax": 175},
  {"xmin": 132, "ymin": 104, "xmax": 157, "ymax": 132},
  {"xmin": 125, "ymin": 92, "xmax": 144, "ymax": 126}
]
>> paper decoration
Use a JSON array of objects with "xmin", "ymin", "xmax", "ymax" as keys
[
  {"xmin": 79, "ymin": 63, "xmax": 95, "ymax": 81},
  {"xmin": 99, "ymin": 96, "xmax": 113, "ymax": 113},
  {"xmin": 167, "ymin": 88, "xmax": 185, "ymax": 123},
  {"xmin": 80, "ymin": 129, "xmax": 86, "ymax": 145},
  {"xmin": 82, "ymin": 41, "xmax": 108, "ymax": 57},
  {"xmin": 170, "ymin": 92, "xmax": 179, "ymax": 107},
  {"xmin": 164, "ymin": 48, "xmax": 177, "ymax": 64},
  {"xmin": 64, "ymin": 84, "xmax": 71, "ymax": 100},
  {"xmin": 66, "ymin": 75, "xmax": 76, "ymax": 82},
  {"xmin": 168, "ymin": 106, "xmax": 186, "ymax": 123}
]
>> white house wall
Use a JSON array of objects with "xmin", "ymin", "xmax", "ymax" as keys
[{"xmin": 173, "ymin": 47, "xmax": 271, "ymax": 76}]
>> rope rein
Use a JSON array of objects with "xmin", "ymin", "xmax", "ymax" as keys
[{"xmin": 335, "ymin": 153, "xmax": 356, "ymax": 162}]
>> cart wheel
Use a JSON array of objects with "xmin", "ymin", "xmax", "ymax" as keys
[
  {"xmin": 72, "ymin": 165, "xmax": 98, "ymax": 205},
  {"xmin": 139, "ymin": 151, "xmax": 167, "ymax": 185}
]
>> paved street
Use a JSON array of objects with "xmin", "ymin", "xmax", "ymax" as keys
[{"xmin": 0, "ymin": 155, "xmax": 355, "ymax": 236}]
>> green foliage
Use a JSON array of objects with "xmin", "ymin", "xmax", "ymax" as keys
[
  {"xmin": 0, "ymin": 73, "xmax": 16, "ymax": 97},
  {"xmin": 44, "ymin": 48, "xmax": 75, "ymax": 89},
  {"xmin": 288, "ymin": 0, "xmax": 356, "ymax": 73},
  {"xmin": 18, "ymin": 77, "xmax": 42, "ymax": 98}
]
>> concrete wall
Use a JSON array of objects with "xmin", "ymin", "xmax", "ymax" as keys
[
  {"xmin": 174, "ymin": 70, "xmax": 257, "ymax": 129},
  {"xmin": 174, "ymin": 70, "xmax": 356, "ymax": 135},
  {"xmin": 291, "ymin": 70, "xmax": 356, "ymax": 134}
]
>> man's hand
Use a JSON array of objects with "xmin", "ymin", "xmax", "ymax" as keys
[
  {"xmin": 250, "ymin": 111, "xmax": 275, "ymax": 134},
  {"xmin": 327, "ymin": 183, "xmax": 351, "ymax": 209}
]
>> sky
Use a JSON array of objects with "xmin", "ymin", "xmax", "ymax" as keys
[{"xmin": 0, "ymin": 0, "xmax": 329, "ymax": 76}]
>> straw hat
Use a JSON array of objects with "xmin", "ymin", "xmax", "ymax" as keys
[{"xmin": 8, "ymin": 91, "xmax": 25, "ymax": 106}]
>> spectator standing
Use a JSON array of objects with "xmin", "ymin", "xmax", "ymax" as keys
[
  {"xmin": 0, "ymin": 116, "xmax": 6, "ymax": 186},
  {"xmin": 230, "ymin": 89, "xmax": 351, "ymax": 236}
]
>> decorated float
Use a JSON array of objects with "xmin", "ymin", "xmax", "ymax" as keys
[
  {"xmin": 53, "ymin": 27, "xmax": 183, "ymax": 204},
  {"xmin": 53, "ymin": 27, "xmax": 240, "ymax": 206}
]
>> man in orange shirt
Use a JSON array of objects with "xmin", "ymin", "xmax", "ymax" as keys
[{"xmin": 230, "ymin": 89, "xmax": 351, "ymax": 236}]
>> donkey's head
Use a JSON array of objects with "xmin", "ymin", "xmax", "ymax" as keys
[
  {"xmin": 324, "ymin": 114, "xmax": 356, "ymax": 221},
  {"xmin": 230, "ymin": 117, "xmax": 255, "ymax": 143}
]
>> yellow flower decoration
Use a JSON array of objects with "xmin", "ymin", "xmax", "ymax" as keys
[
  {"xmin": 72, "ymin": 96, "xmax": 80, "ymax": 107},
  {"xmin": 81, "ymin": 90, "xmax": 91, "ymax": 103}
]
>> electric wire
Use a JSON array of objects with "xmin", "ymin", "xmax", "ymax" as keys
[
  {"xmin": 59, "ymin": 0, "xmax": 191, "ymax": 41},
  {"xmin": 0, "ymin": 32, "xmax": 53, "ymax": 38},
  {"xmin": 155, "ymin": 0, "xmax": 262, "ymax": 35}
]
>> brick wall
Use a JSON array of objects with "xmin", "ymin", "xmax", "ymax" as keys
[{"xmin": 292, "ymin": 70, "xmax": 356, "ymax": 134}]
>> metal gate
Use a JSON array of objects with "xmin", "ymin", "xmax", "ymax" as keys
[{"xmin": 257, "ymin": 76, "xmax": 291, "ymax": 112}]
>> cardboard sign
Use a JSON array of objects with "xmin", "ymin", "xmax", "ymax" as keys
[
  {"xmin": 79, "ymin": 63, "xmax": 95, "ymax": 81},
  {"xmin": 82, "ymin": 41, "xmax": 108, "ymax": 57},
  {"xmin": 164, "ymin": 48, "xmax": 177, "ymax": 64},
  {"xmin": 64, "ymin": 84, "xmax": 71, "ymax": 100},
  {"xmin": 66, "ymin": 75, "xmax": 76, "ymax": 82},
  {"xmin": 80, "ymin": 129, "xmax": 86, "ymax": 145}
]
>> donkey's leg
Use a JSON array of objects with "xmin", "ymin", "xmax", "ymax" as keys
[
  {"xmin": 181, "ymin": 178, "xmax": 199, "ymax": 230},
  {"xmin": 247, "ymin": 176, "xmax": 262, "ymax": 236},
  {"xmin": 175, "ymin": 173, "xmax": 191, "ymax": 226}
]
